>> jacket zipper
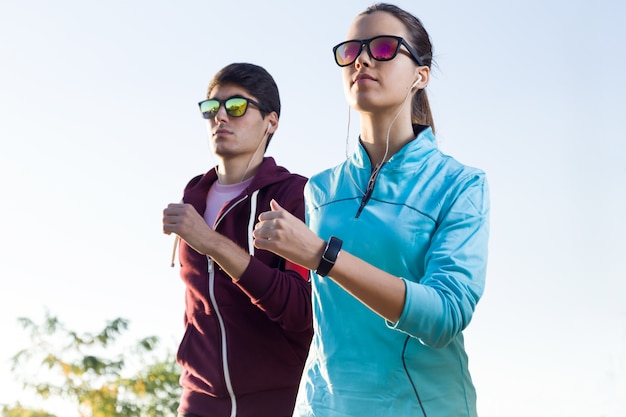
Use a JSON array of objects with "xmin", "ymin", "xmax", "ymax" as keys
[{"xmin": 355, "ymin": 163, "xmax": 384, "ymax": 218}]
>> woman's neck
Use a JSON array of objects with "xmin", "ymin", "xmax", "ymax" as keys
[{"xmin": 359, "ymin": 114, "xmax": 415, "ymax": 166}]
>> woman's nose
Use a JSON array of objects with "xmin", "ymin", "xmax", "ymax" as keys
[{"xmin": 354, "ymin": 44, "xmax": 371, "ymax": 67}]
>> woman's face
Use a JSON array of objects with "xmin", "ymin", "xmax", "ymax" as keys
[{"xmin": 342, "ymin": 11, "xmax": 421, "ymax": 114}]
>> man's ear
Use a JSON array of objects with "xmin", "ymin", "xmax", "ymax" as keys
[{"xmin": 267, "ymin": 112, "xmax": 279, "ymax": 134}]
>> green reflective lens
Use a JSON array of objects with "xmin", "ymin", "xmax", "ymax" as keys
[
  {"xmin": 198, "ymin": 96, "xmax": 255, "ymax": 119},
  {"xmin": 224, "ymin": 97, "xmax": 248, "ymax": 117},
  {"xmin": 199, "ymin": 100, "xmax": 220, "ymax": 118}
]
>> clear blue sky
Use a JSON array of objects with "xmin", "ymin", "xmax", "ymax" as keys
[{"xmin": 1, "ymin": 1, "xmax": 625, "ymax": 416}]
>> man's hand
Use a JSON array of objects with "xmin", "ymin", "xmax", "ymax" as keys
[{"xmin": 163, "ymin": 203, "xmax": 214, "ymax": 255}]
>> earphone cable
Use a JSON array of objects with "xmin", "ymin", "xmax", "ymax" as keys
[
  {"xmin": 344, "ymin": 82, "xmax": 415, "ymax": 198},
  {"xmin": 402, "ymin": 336, "xmax": 428, "ymax": 417}
]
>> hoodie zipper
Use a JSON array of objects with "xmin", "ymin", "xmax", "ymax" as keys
[
  {"xmin": 206, "ymin": 258, "xmax": 237, "ymax": 417},
  {"xmin": 206, "ymin": 190, "xmax": 259, "ymax": 417}
]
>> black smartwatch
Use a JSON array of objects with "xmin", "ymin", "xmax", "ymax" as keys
[{"xmin": 316, "ymin": 236, "xmax": 343, "ymax": 277}]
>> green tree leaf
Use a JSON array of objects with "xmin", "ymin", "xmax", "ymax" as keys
[{"xmin": 2, "ymin": 312, "xmax": 181, "ymax": 417}]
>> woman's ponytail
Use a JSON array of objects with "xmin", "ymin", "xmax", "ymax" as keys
[{"xmin": 412, "ymin": 89, "xmax": 435, "ymax": 135}]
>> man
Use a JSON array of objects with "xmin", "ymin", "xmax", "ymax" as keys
[{"xmin": 163, "ymin": 63, "xmax": 312, "ymax": 417}]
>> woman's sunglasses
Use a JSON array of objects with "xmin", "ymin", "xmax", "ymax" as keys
[
  {"xmin": 198, "ymin": 96, "xmax": 263, "ymax": 119},
  {"xmin": 332, "ymin": 35, "xmax": 424, "ymax": 67}
]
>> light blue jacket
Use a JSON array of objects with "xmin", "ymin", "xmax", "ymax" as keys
[{"xmin": 296, "ymin": 126, "xmax": 490, "ymax": 417}]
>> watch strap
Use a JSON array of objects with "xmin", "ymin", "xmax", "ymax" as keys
[{"xmin": 316, "ymin": 236, "xmax": 343, "ymax": 277}]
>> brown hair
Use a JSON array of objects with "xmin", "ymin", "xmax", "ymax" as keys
[{"xmin": 360, "ymin": 3, "xmax": 436, "ymax": 134}]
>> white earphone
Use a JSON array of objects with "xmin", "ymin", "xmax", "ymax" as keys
[
  {"xmin": 266, "ymin": 122, "xmax": 273, "ymax": 135},
  {"xmin": 411, "ymin": 74, "xmax": 423, "ymax": 89}
]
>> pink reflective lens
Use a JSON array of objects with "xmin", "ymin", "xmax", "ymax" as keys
[
  {"xmin": 335, "ymin": 41, "xmax": 362, "ymax": 66},
  {"xmin": 369, "ymin": 37, "xmax": 399, "ymax": 60}
]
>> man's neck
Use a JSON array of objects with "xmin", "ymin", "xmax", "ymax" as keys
[{"xmin": 215, "ymin": 157, "xmax": 263, "ymax": 185}]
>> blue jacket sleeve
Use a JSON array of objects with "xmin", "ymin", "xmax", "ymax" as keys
[{"xmin": 388, "ymin": 173, "xmax": 490, "ymax": 348}]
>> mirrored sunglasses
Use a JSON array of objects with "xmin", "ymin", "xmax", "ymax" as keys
[
  {"xmin": 198, "ymin": 96, "xmax": 263, "ymax": 119},
  {"xmin": 332, "ymin": 35, "xmax": 424, "ymax": 67}
]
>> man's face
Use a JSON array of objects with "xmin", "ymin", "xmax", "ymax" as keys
[{"xmin": 205, "ymin": 83, "xmax": 271, "ymax": 160}]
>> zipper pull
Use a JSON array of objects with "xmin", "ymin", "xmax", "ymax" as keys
[{"xmin": 355, "ymin": 163, "xmax": 384, "ymax": 218}]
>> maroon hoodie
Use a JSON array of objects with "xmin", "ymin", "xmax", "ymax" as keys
[{"xmin": 176, "ymin": 157, "xmax": 313, "ymax": 417}]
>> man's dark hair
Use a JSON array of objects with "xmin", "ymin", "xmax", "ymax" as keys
[{"xmin": 207, "ymin": 63, "xmax": 281, "ymax": 148}]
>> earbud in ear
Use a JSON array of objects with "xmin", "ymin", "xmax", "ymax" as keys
[
  {"xmin": 266, "ymin": 123, "xmax": 273, "ymax": 134},
  {"xmin": 412, "ymin": 74, "xmax": 423, "ymax": 88}
]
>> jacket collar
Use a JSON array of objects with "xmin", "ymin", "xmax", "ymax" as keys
[{"xmin": 352, "ymin": 125, "xmax": 436, "ymax": 172}]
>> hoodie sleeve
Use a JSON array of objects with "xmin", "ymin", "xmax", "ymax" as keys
[{"xmin": 234, "ymin": 177, "xmax": 312, "ymax": 333}]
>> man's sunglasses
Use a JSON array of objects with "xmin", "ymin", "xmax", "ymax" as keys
[
  {"xmin": 332, "ymin": 35, "xmax": 424, "ymax": 67},
  {"xmin": 198, "ymin": 96, "xmax": 263, "ymax": 119}
]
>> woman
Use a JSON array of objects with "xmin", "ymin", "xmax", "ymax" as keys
[{"xmin": 253, "ymin": 4, "xmax": 489, "ymax": 417}]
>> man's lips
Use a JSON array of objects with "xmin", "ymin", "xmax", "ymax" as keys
[{"xmin": 214, "ymin": 127, "xmax": 232, "ymax": 136}]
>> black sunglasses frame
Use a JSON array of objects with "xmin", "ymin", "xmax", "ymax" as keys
[
  {"xmin": 198, "ymin": 95, "xmax": 264, "ymax": 119},
  {"xmin": 332, "ymin": 35, "xmax": 424, "ymax": 67}
]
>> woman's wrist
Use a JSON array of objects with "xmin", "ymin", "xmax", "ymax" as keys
[{"xmin": 315, "ymin": 236, "xmax": 343, "ymax": 277}]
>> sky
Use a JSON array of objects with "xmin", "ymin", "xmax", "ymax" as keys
[{"xmin": 1, "ymin": 0, "xmax": 625, "ymax": 416}]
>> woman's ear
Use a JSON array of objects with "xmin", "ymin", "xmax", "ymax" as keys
[{"xmin": 413, "ymin": 66, "xmax": 430, "ymax": 90}]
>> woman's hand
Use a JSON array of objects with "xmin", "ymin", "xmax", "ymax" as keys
[
  {"xmin": 256, "ymin": 200, "xmax": 406, "ymax": 322},
  {"xmin": 254, "ymin": 199, "xmax": 325, "ymax": 270}
]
